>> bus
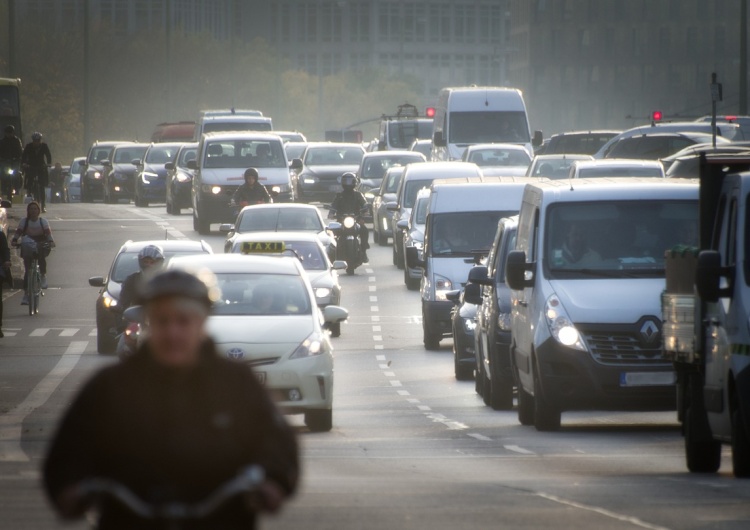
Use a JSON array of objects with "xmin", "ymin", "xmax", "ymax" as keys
[{"xmin": 0, "ymin": 78, "xmax": 22, "ymax": 141}]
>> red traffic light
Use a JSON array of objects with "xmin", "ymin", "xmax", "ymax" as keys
[
  {"xmin": 652, "ymin": 110, "xmax": 663, "ymax": 122},
  {"xmin": 425, "ymin": 107, "xmax": 436, "ymax": 118}
]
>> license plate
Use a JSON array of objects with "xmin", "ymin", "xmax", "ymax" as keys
[
  {"xmin": 255, "ymin": 372, "xmax": 266, "ymax": 384},
  {"xmin": 619, "ymin": 371, "xmax": 675, "ymax": 387}
]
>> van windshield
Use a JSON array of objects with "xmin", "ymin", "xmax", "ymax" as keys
[
  {"xmin": 449, "ymin": 111, "xmax": 530, "ymax": 144},
  {"xmin": 545, "ymin": 200, "xmax": 698, "ymax": 279},
  {"xmin": 431, "ymin": 211, "xmax": 516, "ymax": 256},
  {"xmin": 204, "ymin": 140, "xmax": 286, "ymax": 169},
  {"xmin": 387, "ymin": 120, "xmax": 433, "ymax": 148}
]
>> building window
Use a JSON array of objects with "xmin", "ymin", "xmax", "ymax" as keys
[
  {"xmin": 429, "ymin": 3, "xmax": 450, "ymax": 43},
  {"xmin": 350, "ymin": 2, "xmax": 370, "ymax": 43}
]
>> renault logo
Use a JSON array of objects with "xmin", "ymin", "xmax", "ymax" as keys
[{"xmin": 640, "ymin": 320, "xmax": 659, "ymax": 344}]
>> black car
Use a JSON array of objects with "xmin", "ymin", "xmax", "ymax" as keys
[
  {"xmin": 133, "ymin": 142, "xmax": 183, "ymax": 207},
  {"xmin": 447, "ymin": 286, "xmax": 479, "ymax": 381},
  {"xmin": 165, "ymin": 142, "xmax": 198, "ymax": 214},
  {"xmin": 468, "ymin": 216, "xmax": 518, "ymax": 410},
  {"xmin": 293, "ymin": 142, "xmax": 365, "ymax": 202},
  {"xmin": 102, "ymin": 143, "xmax": 148, "ymax": 203},
  {"xmin": 88, "ymin": 239, "xmax": 213, "ymax": 353},
  {"xmin": 81, "ymin": 140, "xmax": 135, "ymax": 202}
]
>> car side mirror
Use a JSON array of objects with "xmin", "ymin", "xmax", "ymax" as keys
[
  {"xmin": 695, "ymin": 250, "xmax": 729, "ymax": 302},
  {"xmin": 290, "ymin": 158, "xmax": 303, "ymax": 170},
  {"xmin": 101, "ymin": 160, "xmax": 112, "ymax": 167},
  {"xmin": 164, "ymin": 162, "xmax": 175, "ymax": 170},
  {"xmin": 332, "ymin": 260, "xmax": 347, "ymax": 271},
  {"xmin": 433, "ymin": 131, "xmax": 446, "ymax": 147},
  {"xmin": 468, "ymin": 265, "xmax": 492, "ymax": 286},
  {"xmin": 445, "ymin": 289, "xmax": 461, "ymax": 305},
  {"xmin": 464, "ymin": 283, "xmax": 483, "ymax": 305},
  {"xmin": 88, "ymin": 276, "xmax": 105, "ymax": 287},
  {"xmin": 323, "ymin": 305, "xmax": 348, "ymax": 324},
  {"xmin": 505, "ymin": 250, "xmax": 534, "ymax": 290},
  {"xmin": 186, "ymin": 160, "xmax": 198, "ymax": 170},
  {"xmin": 123, "ymin": 305, "xmax": 144, "ymax": 324},
  {"xmin": 396, "ymin": 219, "xmax": 409, "ymax": 231},
  {"xmin": 327, "ymin": 221, "xmax": 342, "ymax": 231},
  {"xmin": 131, "ymin": 158, "xmax": 142, "ymax": 166},
  {"xmin": 386, "ymin": 201, "xmax": 399, "ymax": 212},
  {"xmin": 219, "ymin": 223, "xmax": 235, "ymax": 234},
  {"xmin": 532, "ymin": 130, "xmax": 544, "ymax": 147},
  {"xmin": 405, "ymin": 246, "xmax": 425, "ymax": 270}
]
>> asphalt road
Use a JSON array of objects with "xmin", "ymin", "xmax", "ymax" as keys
[{"xmin": 1, "ymin": 201, "xmax": 749, "ymax": 530}]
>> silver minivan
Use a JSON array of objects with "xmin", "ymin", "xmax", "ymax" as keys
[{"xmin": 505, "ymin": 178, "xmax": 699, "ymax": 431}]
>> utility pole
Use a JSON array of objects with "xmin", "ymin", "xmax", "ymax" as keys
[
  {"xmin": 83, "ymin": 0, "xmax": 91, "ymax": 152},
  {"xmin": 8, "ymin": 0, "xmax": 15, "ymax": 76},
  {"xmin": 741, "ymin": 0, "xmax": 748, "ymax": 115},
  {"xmin": 711, "ymin": 72, "xmax": 723, "ymax": 149},
  {"xmin": 166, "ymin": 0, "xmax": 172, "ymax": 121}
]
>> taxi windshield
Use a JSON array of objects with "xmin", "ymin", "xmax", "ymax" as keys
[
  {"xmin": 214, "ymin": 273, "xmax": 312, "ymax": 316},
  {"xmin": 544, "ymin": 200, "xmax": 698, "ymax": 279},
  {"xmin": 111, "ymin": 250, "xmax": 205, "ymax": 283},
  {"xmin": 237, "ymin": 208, "xmax": 322, "ymax": 232}
]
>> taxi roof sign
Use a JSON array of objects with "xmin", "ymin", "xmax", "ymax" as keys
[{"xmin": 241, "ymin": 241, "xmax": 285, "ymax": 254}]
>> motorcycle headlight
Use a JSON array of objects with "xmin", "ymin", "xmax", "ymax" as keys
[
  {"xmin": 315, "ymin": 287, "xmax": 332, "ymax": 299},
  {"xmin": 343, "ymin": 217, "xmax": 356, "ymax": 229},
  {"xmin": 290, "ymin": 333, "xmax": 325, "ymax": 359},
  {"xmin": 463, "ymin": 318, "xmax": 477, "ymax": 333},
  {"xmin": 545, "ymin": 294, "xmax": 586, "ymax": 351},
  {"xmin": 434, "ymin": 274, "xmax": 453, "ymax": 301},
  {"xmin": 102, "ymin": 292, "xmax": 118, "ymax": 309},
  {"xmin": 141, "ymin": 171, "xmax": 158, "ymax": 184}
]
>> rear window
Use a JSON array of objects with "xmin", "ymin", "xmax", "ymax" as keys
[
  {"xmin": 403, "ymin": 179, "xmax": 431, "ymax": 208},
  {"xmin": 237, "ymin": 208, "xmax": 322, "ymax": 232},
  {"xmin": 111, "ymin": 250, "xmax": 206, "ymax": 283},
  {"xmin": 214, "ymin": 273, "xmax": 311, "ymax": 316},
  {"xmin": 113, "ymin": 146, "xmax": 147, "ymax": 164}
]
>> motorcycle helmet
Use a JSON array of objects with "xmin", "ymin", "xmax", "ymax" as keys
[
  {"xmin": 244, "ymin": 167, "xmax": 259, "ymax": 182},
  {"xmin": 137, "ymin": 244, "xmax": 165, "ymax": 267},
  {"xmin": 340, "ymin": 172, "xmax": 357, "ymax": 190},
  {"xmin": 31, "ymin": 131, "xmax": 42, "ymax": 141},
  {"xmin": 4, "ymin": 125, "xmax": 14, "ymax": 134},
  {"xmin": 138, "ymin": 269, "xmax": 219, "ymax": 310}
]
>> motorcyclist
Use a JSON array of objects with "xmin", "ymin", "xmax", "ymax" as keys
[
  {"xmin": 232, "ymin": 168, "xmax": 272, "ymax": 208},
  {"xmin": 116, "ymin": 244, "xmax": 165, "ymax": 332},
  {"xmin": 21, "ymin": 131, "xmax": 52, "ymax": 212},
  {"xmin": 43, "ymin": 269, "xmax": 299, "ymax": 529},
  {"xmin": 0, "ymin": 125, "xmax": 23, "ymax": 200},
  {"xmin": 330, "ymin": 172, "xmax": 370, "ymax": 263}
]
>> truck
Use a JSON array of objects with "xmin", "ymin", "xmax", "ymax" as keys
[{"xmin": 662, "ymin": 153, "xmax": 750, "ymax": 476}]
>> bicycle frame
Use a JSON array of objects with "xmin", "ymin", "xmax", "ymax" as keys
[{"xmin": 27, "ymin": 252, "xmax": 42, "ymax": 315}]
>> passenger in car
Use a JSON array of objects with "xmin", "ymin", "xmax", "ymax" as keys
[{"xmin": 557, "ymin": 222, "xmax": 602, "ymax": 266}]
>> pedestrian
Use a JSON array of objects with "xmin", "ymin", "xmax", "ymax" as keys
[{"xmin": 0, "ymin": 229, "xmax": 11, "ymax": 337}]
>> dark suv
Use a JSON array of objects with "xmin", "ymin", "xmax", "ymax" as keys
[{"xmin": 82, "ymin": 141, "xmax": 135, "ymax": 202}]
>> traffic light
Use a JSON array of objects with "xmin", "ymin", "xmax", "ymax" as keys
[
  {"xmin": 652, "ymin": 110, "xmax": 663, "ymax": 122},
  {"xmin": 425, "ymin": 107, "xmax": 436, "ymax": 118}
]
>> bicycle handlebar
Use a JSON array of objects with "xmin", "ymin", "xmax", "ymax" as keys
[{"xmin": 80, "ymin": 465, "xmax": 265, "ymax": 520}]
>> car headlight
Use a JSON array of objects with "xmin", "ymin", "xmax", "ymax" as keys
[
  {"xmin": 102, "ymin": 292, "xmax": 118, "ymax": 309},
  {"xmin": 412, "ymin": 240, "xmax": 423, "ymax": 250},
  {"xmin": 93, "ymin": 171, "xmax": 102, "ymax": 179},
  {"xmin": 201, "ymin": 184, "xmax": 222, "ymax": 194},
  {"xmin": 271, "ymin": 184, "xmax": 290, "ymax": 194},
  {"xmin": 364, "ymin": 192, "xmax": 375, "ymax": 200},
  {"xmin": 343, "ymin": 216, "xmax": 356, "ymax": 229},
  {"xmin": 302, "ymin": 175, "xmax": 316, "ymax": 184},
  {"xmin": 497, "ymin": 312, "xmax": 512, "ymax": 331},
  {"xmin": 290, "ymin": 332, "xmax": 325, "ymax": 359},
  {"xmin": 315, "ymin": 287, "xmax": 332, "ymax": 299},
  {"xmin": 141, "ymin": 171, "xmax": 158, "ymax": 184},
  {"xmin": 463, "ymin": 318, "xmax": 477, "ymax": 333},
  {"xmin": 545, "ymin": 294, "xmax": 586, "ymax": 351},
  {"xmin": 434, "ymin": 274, "xmax": 453, "ymax": 301},
  {"xmin": 176, "ymin": 172, "xmax": 191, "ymax": 183},
  {"xmin": 5, "ymin": 167, "xmax": 14, "ymax": 175}
]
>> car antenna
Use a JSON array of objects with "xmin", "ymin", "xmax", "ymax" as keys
[
  {"xmin": 484, "ymin": 88, "xmax": 489, "ymax": 107},
  {"xmin": 165, "ymin": 228, "xmax": 169, "ymax": 240},
  {"xmin": 568, "ymin": 175, "xmax": 575, "ymax": 191}
]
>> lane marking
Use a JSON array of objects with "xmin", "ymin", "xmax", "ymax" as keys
[
  {"xmin": 370, "ymin": 306, "xmax": 379, "ymax": 312},
  {"xmin": 374, "ymin": 345, "xmax": 384, "ymax": 350},
  {"xmin": 1, "ymin": 327, "xmax": 21, "ymax": 337},
  {"xmin": 405, "ymin": 397, "xmax": 419, "ymax": 402},
  {"xmin": 369, "ymin": 296, "xmax": 378, "ymax": 303},
  {"xmin": 418, "ymin": 405, "xmax": 431, "ymax": 411},
  {"xmin": 504, "ymin": 445, "xmax": 535, "ymax": 455},
  {"xmin": 88, "ymin": 328, "xmax": 97, "ymax": 336},
  {"xmin": 369, "ymin": 285, "xmax": 377, "ymax": 292},
  {"xmin": 373, "ymin": 335, "xmax": 382, "ymax": 341},
  {"xmin": 372, "ymin": 325, "xmax": 381, "ymax": 332},
  {"xmin": 375, "ymin": 355, "xmax": 386, "ymax": 361},
  {"xmin": 30, "ymin": 327, "xmax": 79, "ymax": 337},
  {"xmin": 368, "ymin": 276, "xmax": 376, "ymax": 282},
  {"xmin": 534, "ymin": 492, "xmax": 671, "ymax": 530},
  {"xmin": 0, "ymin": 341, "xmax": 87, "ymax": 462},
  {"xmin": 468, "ymin": 433, "xmax": 492, "ymax": 441},
  {"xmin": 389, "ymin": 380, "xmax": 403, "ymax": 387},
  {"xmin": 397, "ymin": 390, "xmax": 411, "ymax": 396},
  {"xmin": 371, "ymin": 315, "xmax": 380, "ymax": 322},
  {"xmin": 365, "ymin": 268, "xmax": 374, "ymax": 274},
  {"xmin": 379, "ymin": 364, "xmax": 389, "ymax": 370}
]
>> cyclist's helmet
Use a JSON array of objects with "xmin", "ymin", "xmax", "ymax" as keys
[
  {"xmin": 340, "ymin": 172, "xmax": 357, "ymax": 190},
  {"xmin": 4, "ymin": 125, "xmax": 14, "ymax": 134},
  {"xmin": 31, "ymin": 132, "xmax": 42, "ymax": 141},
  {"xmin": 137, "ymin": 244, "xmax": 164, "ymax": 265},
  {"xmin": 138, "ymin": 269, "xmax": 219, "ymax": 310}
]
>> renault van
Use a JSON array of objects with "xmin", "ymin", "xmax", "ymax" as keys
[{"xmin": 505, "ymin": 178, "xmax": 699, "ymax": 431}]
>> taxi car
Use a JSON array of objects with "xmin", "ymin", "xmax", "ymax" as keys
[
  {"xmin": 167, "ymin": 254, "xmax": 348, "ymax": 432},
  {"xmin": 88, "ymin": 239, "xmax": 213, "ymax": 354},
  {"xmin": 220, "ymin": 203, "xmax": 336, "ymax": 258},
  {"xmin": 228, "ymin": 232, "xmax": 347, "ymax": 336}
]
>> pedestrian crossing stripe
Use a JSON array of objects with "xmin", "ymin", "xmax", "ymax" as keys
[{"xmin": 730, "ymin": 344, "xmax": 750, "ymax": 356}]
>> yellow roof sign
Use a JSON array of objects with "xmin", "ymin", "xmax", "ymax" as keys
[{"xmin": 241, "ymin": 241, "xmax": 286, "ymax": 254}]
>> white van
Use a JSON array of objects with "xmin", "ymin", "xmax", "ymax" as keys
[
  {"xmin": 189, "ymin": 132, "xmax": 293, "ymax": 234},
  {"xmin": 406, "ymin": 177, "xmax": 531, "ymax": 349},
  {"xmin": 194, "ymin": 110, "xmax": 273, "ymax": 140},
  {"xmin": 505, "ymin": 178, "xmax": 699, "ymax": 431},
  {"xmin": 431, "ymin": 86, "xmax": 539, "ymax": 162}
]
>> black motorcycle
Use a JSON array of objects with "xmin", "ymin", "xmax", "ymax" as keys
[{"xmin": 330, "ymin": 210, "xmax": 363, "ymax": 275}]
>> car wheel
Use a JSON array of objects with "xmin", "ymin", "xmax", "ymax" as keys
[
  {"xmin": 377, "ymin": 222, "xmax": 389, "ymax": 247},
  {"xmin": 517, "ymin": 381, "xmax": 535, "ymax": 426},
  {"xmin": 173, "ymin": 205, "xmax": 181, "ymax": 215},
  {"xmin": 329, "ymin": 322, "xmax": 341, "ymax": 338},
  {"xmin": 423, "ymin": 328, "xmax": 440, "ymax": 350},
  {"xmin": 732, "ymin": 408, "xmax": 750, "ymax": 477},
  {"xmin": 475, "ymin": 359, "xmax": 485, "ymax": 396},
  {"xmin": 453, "ymin": 341, "xmax": 473, "ymax": 381},
  {"xmin": 395, "ymin": 244, "xmax": 405, "ymax": 270},
  {"xmin": 166, "ymin": 199, "xmax": 172, "ymax": 214},
  {"xmin": 489, "ymin": 357, "xmax": 514, "ymax": 411},
  {"xmin": 305, "ymin": 409, "xmax": 333, "ymax": 432},
  {"xmin": 372, "ymin": 230, "xmax": 380, "ymax": 245},
  {"xmin": 97, "ymin": 326, "xmax": 116, "ymax": 354},
  {"xmin": 404, "ymin": 267, "xmax": 420, "ymax": 290},
  {"xmin": 684, "ymin": 404, "xmax": 721, "ymax": 473},
  {"xmin": 533, "ymin": 366, "xmax": 561, "ymax": 431},
  {"xmin": 194, "ymin": 211, "xmax": 210, "ymax": 235},
  {"xmin": 392, "ymin": 244, "xmax": 398, "ymax": 266}
]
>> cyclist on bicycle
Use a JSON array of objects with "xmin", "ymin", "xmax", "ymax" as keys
[
  {"xmin": 11, "ymin": 201, "xmax": 55, "ymax": 304},
  {"xmin": 44, "ymin": 270, "xmax": 299, "ymax": 529},
  {"xmin": 0, "ymin": 125, "xmax": 23, "ymax": 200},
  {"xmin": 21, "ymin": 131, "xmax": 51, "ymax": 212}
]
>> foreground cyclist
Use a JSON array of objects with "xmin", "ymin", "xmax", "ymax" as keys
[
  {"xmin": 11, "ymin": 201, "xmax": 54, "ymax": 304},
  {"xmin": 43, "ymin": 270, "xmax": 299, "ymax": 529}
]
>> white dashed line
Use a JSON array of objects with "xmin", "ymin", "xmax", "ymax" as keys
[
  {"xmin": 389, "ymin": 380, "xmax": 403, "ymax": 387},
  {"xmin": 468, "ymin": 433, "xmax": 492, "ymax": 441},
  {"xmin": 373, "ymin": 335, "xmax": 382, "ymax": 341},
  {"xmin": 372, "ymin": 325, "xmax": 381, "ymax": 332},
  {"xmin": 398, "ymin": 390, "xmax": 412, "ymax": 397},
  {"xmin": 369, "ymin": 296, "xmax": 378, "ymax": 303},
  {"xmin": 504, "ymin": 445, "xmax": 535, "ymax": 455},
  {"xmin": 369, "ymin": 285, "xmax": 377, "ymax": 292},
  {"xmin": 376, "ymin": 355, "xmax": 386, "ymax": 361},
  {"xmin": 368, "ymin": 276, "xmax": 376, "ymax": 282},
  {"xmin": 365, "ymin": 268, "xmax": 374, "ymax": 274},
  {"xmin": 371, "ymin": 306, "xmax": 379, "ymax": 312},
  {"xmin": 418, "ymin": 405, "xmax": 432, "ymax": 411},
  {"xmin": 371, "ymin": 315, "xmax": 380, "ymax": 322},
  {"xmin": 374, "ymin": 345, "xmax": 384, "ymax": 350},
  {"xmin": 384, "ymin": 371, "xmax": 396, "ymax": 377},
  {"xmin": 405, "ymin": 397, "xmax": 419, "ymax": 402}
]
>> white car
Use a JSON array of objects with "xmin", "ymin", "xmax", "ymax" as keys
[
  {"xmin": 568, "ymin": 159, "xmax": 666, "ymax": 179},
  {"xmin": 461, "ymin": 143, "xmax": 532, "ymax": 177},
  {"xmin": 168, "ymin": 254, "xmax": 348, "ymax": 432}
]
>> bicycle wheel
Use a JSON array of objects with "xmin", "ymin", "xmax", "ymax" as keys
[{"xmin": 27, "ymin": 261, "xmax": 36, "ymax": 315}]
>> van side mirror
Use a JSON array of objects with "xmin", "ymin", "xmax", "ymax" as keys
[
  {"xmin": 396, "ymin": 219, "xmax": 408, "ymax": 231},
  {"xmin": 445, "ymin": 289, "xmax": 461, "ymax": 305},
  {"xmin": 386, "ymin": 201, "xmax": 399, "ymax": 212},
  {"xmin": 696, "ymin": 250, "xmax": 729, "ymax": 302},
  {"xmin": 164, "ymin": 162, "xmax": 175, "ymax": 171},
  {"xmin": 505, "ymin": 250, "xmax": 533, "ymax": 290},
  {"xmin": 464, "ymin": 283, "xmax": 483, "ymax": 305},
  {"xmin": 433, "ymin": 131, "xmax": 446, "ymax": 147},
  {"xmin": 532, "ymin": 130, "xmax": 544, "ymax": 147},
  {"xmin": 468, "ymin": 265, "xmax": 492, "ymax": 286},
  {"xmin": 186, "ymin": 160, "xmax": 198, "ymax": 170},
  {"xmin": 101, "ymin": 160, "xmax": 112, "ymax": 167},
  {"xmin": 290, "ymin": 158, "xmax": 303, "ymax": 170},
  {"xmin": 405, "ymin": 246, "xmax": 425, "ymax": 270}
]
